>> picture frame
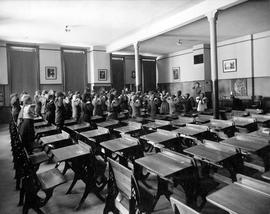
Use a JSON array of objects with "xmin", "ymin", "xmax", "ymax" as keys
[
  {"xmin": 45, "ymin": 66, "xmax": 57, "ymax": 80},
  {"xmin": 98, "ymin": 69, "xmax": 107, "ymax": 81},
  {"xmin": 131, "ymin": 70, "xmax": 136, "ymax": 79},
  {"xmin": 223, "ymin": 59, "xmax": 237, "ymax": 73},
  {"xmin": 172, "ymin": 67, "xmax": 180, "ymax": 80}
]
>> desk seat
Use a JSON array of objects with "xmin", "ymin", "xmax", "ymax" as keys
[{"xmin": 37, "ymin": 168, "xmax": 66, "ymax": 190}]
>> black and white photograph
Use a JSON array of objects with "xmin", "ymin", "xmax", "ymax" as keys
[
  {"xmin": 98, "ymin": 69, "xmax": 107, "ymax": 81},
  {"xmin": 0, "ymin": 1, "xmax": 270, "ymax": 214},
  {"xmin": 45, "ymin": 66, "xmax": 57, "ymax": 80}
]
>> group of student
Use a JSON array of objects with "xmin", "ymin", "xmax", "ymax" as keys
[{"xmin": 9, "ymin": 87, "xmax": 208, "ymax": 152}]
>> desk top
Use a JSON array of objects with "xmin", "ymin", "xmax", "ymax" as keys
[
  {"xmin": 79, "ymin": 128, "xmax": 109, "ymax": 138},
  {"xmin": 52, "ymin": 143, "xmax": 90, "ymax": 162},
  {"xmin": 233, "ymin": 119, "xmax": 255, "ymax": 127},
  {"xmin": 248, "ymin": 130, "xmax": 270, "ymax": 140},
  {"xmin": 207, "ymin": 183, "xmax": 270, "ymax": 214},
  {"xmin": 100, "ymin": 137, "xmax": 139, "ymax": 152},
  {"xmin": 172, "ymin": 126, "xmax": 207, "ymax": 137},
  {"xmin": 90, "ymin": 115, "xmax": 104, "ymax": 122},
  {"xmin": 114, "ymin": 125, "xmax": 142, "ymax": 134},
  {"xmin": 97, "ymin": 119, "xmax": 119, "ymax": 128},
  {"xmin": 66, "ymin": 123, "xmax": 90, "ymax": 131},
  {"xmin": 35, "ymin": 125, "xmax": 58, "ymax": 135},
  {"xmin": 64, "ymin": 118, "xmax": 77, "ymax": 126},
  {"xmin": 140, "ymin": 131, "xmax": 177, "ymax": 145},
  {"xmin": 251, "ymin": 114, "xmax": 270, "ymax": 123},
  {"xmin": 184, "ymin": 144, "xmax": 236, "ymax": 164},
  {"xmin": 135, "ymin": 152, "xmax": 192, "ymax": 178},
  {"xmin": 34, "ymin": 116, "xmax": 43, "ymax": 123},
  {"xmin": 262, "ymin": 171, "xmax": 270, "ymax": 181},
  {"xmin": 221, "ymin": 136, "xmax": 269, "ymax": 152},
  {"xmin": 40, "ymin": 133, "xmax": 70, "ymax": 145},
  {"xmin": 143, "ymin": 121, "xmax": 170, "ymax": 130},
  {"xmin": 204, "ymin": 120, "xmax": 233, "ymax": 131},
  {"xmin": 34, "ymin": 121, "xmax": 49, "ymax": 128}
]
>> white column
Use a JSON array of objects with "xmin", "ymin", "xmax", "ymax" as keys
[
  {"xmin": 134, "ymin": 42, "xmax": 141, "ymax": 92},
  {"xmin": 207, "ymin": 10, "xmax": 219, "ymax": 119}
]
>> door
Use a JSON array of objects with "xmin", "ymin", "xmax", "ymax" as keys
[
  {"xmin": 111, "ymin": 57, "xmax": 125, "ymax": 93},
  {"xmin": 142, "ymin": 59, "xmax": 156, "ymax": 92},
  {"xmin": 8, "ymin": 45, "xmax": 39, "ymax": 98},
  {"xmin": 62, "ymin": 49, "xmax": 87, "ymax": 93}
]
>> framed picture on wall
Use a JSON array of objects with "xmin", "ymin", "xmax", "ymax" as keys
[
  {"xmin": 223, "ymin": 59, "xmax": 237, "ymax": 73},
  {"xmin": 131, "ymin": 70, "xmax": 136, "ymax": 79},
  {"xmin": 45, "ymin": 66, "xmax": 57, "ymax": 80},
  {"xmin": 231, "ymin": 78, "xmax": 247, "ymax": 96},
  {"xmin": 98, "ymin": 69, "xmax": 107, "ymax": 81},
  {"xmin": 172, "ymin": 67, "xmax": 180, "ymax": 80}
]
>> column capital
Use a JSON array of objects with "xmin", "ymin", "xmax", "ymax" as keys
[
  {"xmin": 206, "ymin": 9, "xmax": 218, "ymax": 23},
  {"xmin": 133, "ymin": 41, "xmax": 140, "ymax": 50}
]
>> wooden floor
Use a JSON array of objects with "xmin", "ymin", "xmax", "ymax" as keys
[{"xmin": 0, "ymin": 124, "xmax": 173, "ymax": 214}]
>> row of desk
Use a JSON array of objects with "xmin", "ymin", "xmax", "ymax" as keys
[{"xmin": 33, "ymin": 113, "xmax": 270, "ymax": 214}]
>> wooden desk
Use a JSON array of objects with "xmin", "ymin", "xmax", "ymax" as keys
[
  {"xmin": 40, "ymin": 132, "xmax": 70, "ymax": 146},
  {"xmin": 251, "ymin": 114, "xmax": 270, "ymax": 124},
  {"xmin": 64, "ymin": 118, "xmax": 77, "ymax": 126},
  {"xmin": 135, "ymin": 152, "xmax": 192, "ymax": 178},
  {"xmin": 52, "ymin": 143, "xmax": 90, "ymax": 162},
  {"xmin": 100, "ymin": 137, "xmax": 139, "ymax": 153},
  {"xmin": 262, "ymin": 171, "xmax": 270, "ymax": 180},
  {"xmin": 195, "ymin": 115, "xmax": 213, "ymax": 124},
  {"xmin": 221, "ymin": 135, "xmax": 269, "ymax": 153},
  {"xmin": 65, "ymin": 122, "xmax": 91, "ymax": 132},
  {"xmin": 204, "ymin": 119, "xmax": 234, "ymax": 131},
  {"xmin": 135, "ymin": 150, "xmax": 195, "ymax": 211},
  {"xmin": 96, "ymin": 119, "xmax": 119, "ymax": 128},
  {"xmin": 171, "ymin": 116, "xmax": 195, "ymax": 127},
  {"xmin": 34, "ymin": 121, "xmax": 49, "ymax": 128},
  {"xmin": 35, "ymin": 125, "xmax": 59, "ymax": 138},
  {"xmin": 140, "ymin": 129, "xmax": 178, "ymax": 147},
  {"xmin": 34, "ymin": 116, "xmax": 43, "ymax": 123},
  {"xmin": 143, "ymin": 119, "xmax": 171, "ymax": 130},
  {"xmin": 207, "ymin": 183, "xmax": 270, "ymax": 214},
  {"xmin": 233, "ymin": 116, "xmax": 256, "ymax": 128},
  {"xmin": 79, "ymin": 127, "xmax": 109, "ymax": 139},
  {"xmin": 90, "ymin": 115, "xmax": 104, "ymax": 123},
  {"xmin": 172, "ymin": 124, "xmax": 208, "ymax": 137},
  {"xmin": 114, "ymin": 121, "xmax": 142, "ymax": 134},
  {"xmin": 248, "ymin": 130, "xmax": 270, "ymax": 140},
  {"xmin": 184, "ymin": 143, "xmax": 236, "ymax": 165}
]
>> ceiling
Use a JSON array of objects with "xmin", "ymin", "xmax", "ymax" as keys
[
  {"xmin": 120, "ymin": 0, "xmax": 270, "ymax": 55},
  {"xmin": 0, "ymin": 0, "xmax": 204, "ymax": 47}
]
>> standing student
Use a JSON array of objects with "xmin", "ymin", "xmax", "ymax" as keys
[
  {"xmin": 55, "ymin": 92, "xmax": 65, "ymax": 129},
  {"xmin": 40, "ymin": 90, "xmax": 48, "ymax": 119},
  {"xmin": 45, "ymin": 92, "xmax": 56, "ymax": 124},
  {"xmin": 18, "ymin": 95, "xmax": 35, "ymax": 152},
  {"xmin": 196, "ymin": 93, "xmax": 208, "ymax": 113},
  {"xmin": 10, "ymin": 93, "xmax": 21, "ymax": 123},
  {"xmin": 72, "ymin": 92, "xmax": 82, "ymax": 121},
  {"xmin": 81, "ymin": 93, "xmax": 93, "ymax": 123},
  {"xmin": 34, "ymin": 90, "xmax": 41, "ymax": 116}
]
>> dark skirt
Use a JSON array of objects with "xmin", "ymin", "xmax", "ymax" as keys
[{"xmin": 19, "ymin": 119, "xmax": 35, "ymax": 152}]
